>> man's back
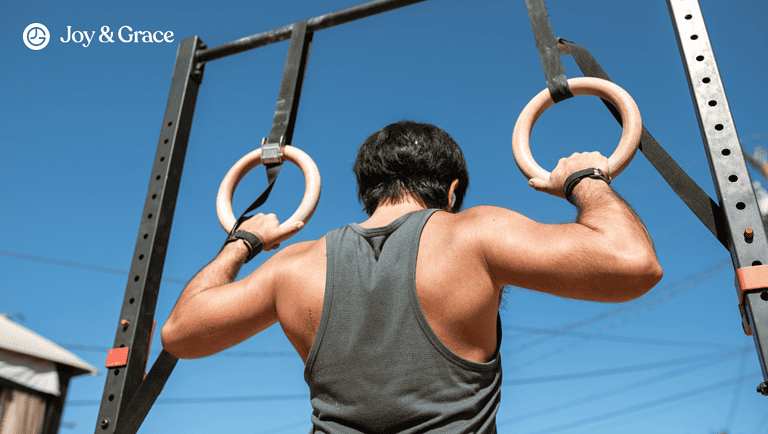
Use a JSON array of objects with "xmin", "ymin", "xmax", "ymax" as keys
[
  {"xmin": 288, "ymin": 208, "xmax": 501, "ymax": 433},
  {"xmin": 272, "ymin": 207, "xmax": 503, "ymax": 366}
]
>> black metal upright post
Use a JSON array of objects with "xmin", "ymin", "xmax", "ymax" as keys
[
  {"xmin": 666, "ymin": 0, "xmax": 768, "ymax": 391},
  {"xmin": 94, "ymin": 36, "xmax": 206, "ymax": 433}
]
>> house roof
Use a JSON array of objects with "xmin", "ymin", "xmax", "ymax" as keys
[{"xmin": 0, "ymin": 313, "xmax": 101, "ymax": 378}]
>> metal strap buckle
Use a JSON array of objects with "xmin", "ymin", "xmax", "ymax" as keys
[{"xmin": 261, "ymin": 136, "xmax": 285, "ymax": 165}]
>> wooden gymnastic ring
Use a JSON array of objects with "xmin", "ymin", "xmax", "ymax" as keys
[
  {"xmin": 216, "ymin": 146, "xmax": 321, "ymax": 234},
  {"xmin": 511, "ymin": 77, "xmax": 642, "ymax": 181}
]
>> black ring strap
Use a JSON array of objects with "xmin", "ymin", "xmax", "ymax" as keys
[
  {"xmin": 558, "ymin": 38, "xmax": 729, "ymax": 250},
  {"xmin": 525, "ymin": 0, "xmax": 573, "ymax": 103}
]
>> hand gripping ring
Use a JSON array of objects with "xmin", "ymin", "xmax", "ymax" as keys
[
  {"xmin": 216, "ymin": 146, "xmax": 321, "ymax": 234},
  {"xmin": 512, "ymin": 77, "xmax": 642, "ymax": 181}
]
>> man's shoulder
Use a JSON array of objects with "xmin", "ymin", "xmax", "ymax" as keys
[
  {"xmin": 426, "ymin": 206, "xmax": 533, "ymax": 256},
  {"xmin": 440, "ymin": 205, "xmax": 523, "ymax": 228},
  {"xmin": 261, "ymin": 237, "xmax": 327, "ymax": 285},
  {"xmin": 275, "ymin": 237, "xmax": 327, "ymax": 262},
  {"xmin": 273, "ymin": 205, "xmax": 525, "ymax": 263}
]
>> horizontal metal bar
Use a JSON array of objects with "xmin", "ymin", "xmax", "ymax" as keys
[{"xmin": 196, "ymin": 0, "xmax": 428, "ymax": 63}]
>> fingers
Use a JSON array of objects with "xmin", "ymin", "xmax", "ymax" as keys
[
  {"xmin": 234, "ymin": 213, "xmax": 303, "ymax": 251},
  {"xmin": 555, "ymin": 151, "xmax": 609, "ymax": 176},
  {"xmin": 275, "ymin": 221, "xmax": 303, "ymax": 240},
  {"xmin": 259, "ymin": 218, "xmax": 307, "ymax": 251},
  {"xmin": 528, "ymin": 177, "xmax": 562, "ymax": 198}
]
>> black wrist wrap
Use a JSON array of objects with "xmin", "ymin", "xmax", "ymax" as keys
[
  {"xmin": 563, "ymin": 168, "xmax": 611, "ymax": 205},
  {"xmin": 223, "ymin": 230, "xmax": 264, "ymax": 264}
]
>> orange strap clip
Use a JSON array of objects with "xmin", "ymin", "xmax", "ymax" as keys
[
  {"xmin": 104, "ymin": 320, "xmax": 156, "ymax": 381},
  {"xmin": 735, "ymin": 264, "xmax": 768, "ymax": 335}
]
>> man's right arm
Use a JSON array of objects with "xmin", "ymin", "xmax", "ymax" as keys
[{"xmin": 467, "ymin": 152, "xmax": 663, "ymax": 303}]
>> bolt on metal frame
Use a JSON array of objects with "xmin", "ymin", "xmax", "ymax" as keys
[{"xmin": 667, "ymin": 0, "xmax": 768, "ymax": 393}]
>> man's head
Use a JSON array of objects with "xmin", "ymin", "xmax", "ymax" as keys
[{"xmin": 353, "ymin": 121, "xmax": 470, "ymax": 216}]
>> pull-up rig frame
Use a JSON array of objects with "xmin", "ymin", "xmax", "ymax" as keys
[{"xmin": 95, "ymin": 0, "xmax": 768, "ymax": 432}]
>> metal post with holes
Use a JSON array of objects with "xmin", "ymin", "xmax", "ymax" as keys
[
  {"xmin": 667, "ymin": 0, "xmax": 768, "ymax": 393},
  {"xmin": 94, "ymin": 36, "xmax": 206, "ymax": 433}
]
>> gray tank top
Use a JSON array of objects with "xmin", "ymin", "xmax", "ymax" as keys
[{"xmin": 304, "ymin": 208, "xmax": 502, "ymax": 433}]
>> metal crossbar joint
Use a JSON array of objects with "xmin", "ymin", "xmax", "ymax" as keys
[{"xmin": 191, "ymin": 40, "xmax": 208, "ymax": 84}]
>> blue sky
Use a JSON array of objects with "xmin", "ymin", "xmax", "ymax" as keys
[{"xmin": 3, "ymin": 0, "xmax": 768, "ymax": 432}]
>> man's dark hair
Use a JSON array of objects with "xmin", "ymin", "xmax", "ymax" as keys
[{"xmin": 353, "ymin": 121, "xmax": 470, "ymax": 216}]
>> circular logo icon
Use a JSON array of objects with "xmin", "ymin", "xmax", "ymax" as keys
[{"xmin": 23, "ymin": 23, "xmax": 49, "ymax": 50}]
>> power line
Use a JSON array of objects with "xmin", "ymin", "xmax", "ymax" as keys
[
  {"xmin": 66, "ymin": 393, "xmax": 307, "ymax": 406},
  {"xmin": 0, "ymin": 249, "xmax": 188, "ymax": 285},
  {"xmin": 1, "ymin": 251, "xmax": 297, "ymax": 358},
  {"xmin": 503, "ymin": 258, "xmax": 727, "ymax": 355},
  {"xmin": 503, "ymin": 301, "xmax": 635, "ymax": 355},
  {"xmin": 503, "ymin": 258, "xmax": 731, "ymax": 362},
  {"xmin": 523, "ymin": 372, "xmax": 762, "ymax": 434},
  {"xmin": 502, "ymin": 324, "xmax": 738, "ymax": 349},
  {"xmin": 725, "ymin": 335, "xmax": 752, "ymax": 431},
  {"xmin": 16, "ymin": 252, "xmax": 731, "ymax": 361},
  {"xmin": 498, "ymin": 349, "xmax": 745, "ymax": 426},
  {"xmin": 503, "ymin": 346, "xmax": 752, "ymax": 386},
  {"xmin": 59, "ymin": 343, "xmax": 297, "ymax": 358}
]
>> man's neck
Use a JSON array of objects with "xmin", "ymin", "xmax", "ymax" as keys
[{"xmin": 358, "ymin": 196, "xmax": 431, "ymax": 229}]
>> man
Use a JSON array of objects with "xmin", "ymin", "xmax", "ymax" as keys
[{"xmin": 161, "ymin": 121, "xmax": 663, "ymax": 433}]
